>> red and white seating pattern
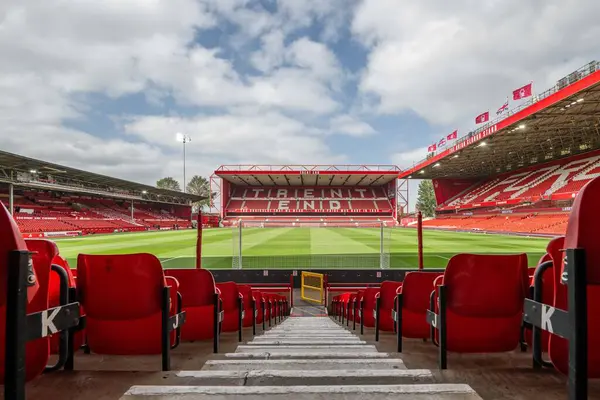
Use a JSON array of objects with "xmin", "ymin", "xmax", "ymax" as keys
[
  {"xmin": 226, "ymin": 186, "xmax": 393, "ymax": 213},
  {"xmin": 440, "ymin": 151, "xmax": 600, "ymax": 210},
  {"xmin": 423, "ymin": 213, "xmax": 569, "ymax": 235}
]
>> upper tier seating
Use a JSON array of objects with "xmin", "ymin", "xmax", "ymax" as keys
[
  {"xmin": 226, "ymin": 186, "xmax": 393, "ymax": 213},
  {"xmin": 440, "ymin": 150, "xmax": 600, "ymax": 210}
]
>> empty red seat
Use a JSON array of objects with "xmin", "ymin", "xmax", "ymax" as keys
[
  {"xmin": 429, "ymin": 253, "xmax": 529, "ymax": 368},
  {"xmin": 546, "ymin": 177, "xmax": 600, "ymax": 377},
  {"xmin": 165, "ymin": 269, "xmax": 218, "ymax": 342},
  {"xmin": 25, "ymin": 239, "xmax": 85, "ymax": 354},
  {"xmin": 215, "ymin": 282, "xmax": 242, "ymax": 333},
  {"xmin": 524, "ymin": 237, "xmax": 563, "ymax": 353},
  {"xmin": 237, "ymin": 285, "xmax": 255, "ymax": 328},
  {"xmin": 376, "ymin": 281, "xmax": 403, "ymax": 333},
  {"xmin": 0, "ymin": 206, "xmax": 47, "ymax": 383},
  {"xmin": 77, "ymin": 253, "xmax": 185, "ymax": 370},
  {"xmin": 360, "ymin": 287, "xmax": 379, "ymax": 328},
  {"xmin": 399, "ymin": 272, "xmax": 443, "ymax": 339},
  {"xmin": 252, "ymin": 290, "xmax": 264, "ymax": 325},
  {"xmin": 347, "ymin": 293, "xmax": 358, "ymax": 322}
]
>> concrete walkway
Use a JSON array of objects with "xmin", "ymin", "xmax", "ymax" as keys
[{"xmin": 121, "ymin": 317, "xmax": 482, "ymax": 399}]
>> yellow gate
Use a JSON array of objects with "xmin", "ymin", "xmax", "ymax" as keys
[{"xmin": 301, "ymin": 271, "xmax": 324, "ymax": 304}]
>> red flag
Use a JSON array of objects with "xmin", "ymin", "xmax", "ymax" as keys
[
  {"xmin": 446, "ymin": 130, "xmax": 458, "ymax": 140},
  {"xmin": 475, "ymin": 112, "xmax": 489, "ymax": 124},
  {"xmin": 427, "ymin": 143, "xmax": 437, "ymax": 152},
  {"xmin": 513, "ymin": 82, "xmax": 532, "ymax": 100}
]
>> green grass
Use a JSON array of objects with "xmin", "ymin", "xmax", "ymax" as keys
[{"xmin": 53, "ymin": 227, "xmax": 551, "ymax": 270}]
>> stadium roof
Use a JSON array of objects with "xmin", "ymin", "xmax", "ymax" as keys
[
  {"xmin": 0, "ymin": 150, "xmax": 204, "ymax": 204},
  {"xmin": 399, "ymin": 61, "xmax": 600, "ymax": 180},
  {"xmin": 214, "ymin": 164, "xmax": 400, "ymax": 186}
]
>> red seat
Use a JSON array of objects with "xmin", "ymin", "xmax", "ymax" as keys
[
  {"xmin": 354, "ymin": 290, "xmax": 364, "ymax": 323},
  {"xmin": 25, "ymin": 239, "xmax": 85, "ymax": 354},
  {"xmin": 547, "ymin": 177, "xmax": 600, "ymax": 377},
  {"xmin": 524, "ymin": 237, "xmax": 563, "ymax": 352},
  {"xmin": 165, "ymin": 269, "xmax": 217, "ymax": 341},
  {"xmin": 377, "ymin": 281, "xmax": 403, "ymax": 332},
  {"xmin": 432, "ymin": 253, "xmax": 529, "ymax": 364},
  {"xmin": 400, "ymin": 272, "xmax": 443, "ymax": 339},
  {"xmin": 0, "ymin": 204, "xmax": 46, "ymax": 383},
  {"xmin": 252, "ymin": 290, "xmax": 264, "ymax": 325},
  {"xmin": 360, "ymin": 287, "xmax": 379, "ymax": 328},
  {"xmin": 347, "ymin": 293, "xmax": 358, "ymax": 322},
  {"xmin": 237, "ymin": 285, "xmax": 255, "ymax": 328},
  {"xmin": 215, "ymin": 282, "xmax": 242, "ymax": 333},
  {"xmin": 77, "ymin": 253, "xmax": 184, "ymax": 368}
]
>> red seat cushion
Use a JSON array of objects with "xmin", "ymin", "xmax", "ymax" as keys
[{"xmin": 165, "ymin": 269, "xmax": 216, "ymax": 341}]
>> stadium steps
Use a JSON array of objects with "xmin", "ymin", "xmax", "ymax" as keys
[{"xmin": 121, "ymin": 317, "xmax": 482, "ymax": 399}]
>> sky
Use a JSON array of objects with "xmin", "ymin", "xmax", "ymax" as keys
[{"xmin": 1, "ymin": 0, "xmax": 599, "ymax": 210}]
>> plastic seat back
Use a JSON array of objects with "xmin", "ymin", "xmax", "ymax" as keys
[
  {"xmin": 401, "ymin": 271, "xmax": 442, "ymax": 338},
  {"xmin": 380, "ymin": 281, "xmax": 402, "ymax": 310},
  {"xmin": 77, "ymin": 253, "xmax": 167, "ymax": 354},
  {"xmin": 0, "ymin": 204, "xmax": 46, "ymax": 383},
  {"xmin": 216, "ymin": 282, "xmax": 239, "ymax": 312},
  {"xmin": 361, "ymin": 287, "xmax": 379, "ymax": 327},
  {"xmin": 549, "ymin": 177, "xmax": 600, "ymax": 376},
  {"xmin": 165, "ymin": 269, "xmax": 216, "ymax": 342},
  {"xmin": 166, "ymin": 269, "xmax": 215, "ymax": 307},
  {"xmin": 443, "ymin": 253, "xmax": 529, "ymax": 352}
]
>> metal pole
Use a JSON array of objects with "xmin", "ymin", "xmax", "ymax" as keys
[
  {"xmin": 183, "ymin": 139, "xmax": 186, "ymax": 193},
  {"xmin": 238, "ymin": 221, "xmax": 243, "ymax": 269},
  {"xmin": 417, "ymin": 211, "xmax": 424, "ymax": 270},
  {"xmin": 8, "ymin": 182, "xmax": 14, "ymax": 215},
  {"xmin": 380, "ymin": 222, "xmax": 384, "ymax": 269},
  {"xmin": 131, "ymin": 199, "xmax": 134, "ymax": 221}
]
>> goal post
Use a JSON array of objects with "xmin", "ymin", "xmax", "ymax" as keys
[{"xmin": 231, "ymin": 219, "xmax": 392, "ymax": 270}]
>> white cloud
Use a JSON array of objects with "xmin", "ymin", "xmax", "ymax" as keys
[
  {"xmin": 354, "ymin": 0, "xmax": 600, "ymax": 126},
  {"xmin": 390, "ymin": 146, "xmax": 429, "ymax": 170},
  {"xmin": 0, "ymin": 0, "xmax": 358, "ymax": 188},
  {"xmin": 330, "ymin": 115, "xmax": 376, "ymax": 137}
]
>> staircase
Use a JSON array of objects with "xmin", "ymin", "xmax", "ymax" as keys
[{"xmin": 121, "ymin": 316, "xmax": 481, "ymax": 399}]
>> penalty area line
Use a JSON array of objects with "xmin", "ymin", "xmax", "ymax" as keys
[{"xmin": 161, "ymin": 256, "xmax": 186, "ymax": 264}]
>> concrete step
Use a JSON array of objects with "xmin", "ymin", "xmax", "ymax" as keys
[
  {"xmin": 122, "ymin": 384, "xmax": 482, "ymax": 399},
  {"xmin": 246, "ymin": 339, "xmax": 367, "ymax": 345},
  {"xmin": 201, "ymin": 358, "xmax": 406, "ymax": 371},
  {"xmin": 170, "ymin": 369, "xmax": 433, "ymax": 386},
  {"xmin": 223, "ymin": 351, "xmax": 389, "ymax": 359},
  {"xmin": 235, "ymin": 345, "xmax": 377, "ymax": 354}
]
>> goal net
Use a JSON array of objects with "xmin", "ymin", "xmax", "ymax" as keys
[{"xmin": 231, "ymin": 219, "xmax": 393, "ymax": 269}]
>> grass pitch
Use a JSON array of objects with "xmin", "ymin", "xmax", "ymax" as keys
[{"xmin": 54, "ymin": 227, "xmax": 550, "ymax": 270}]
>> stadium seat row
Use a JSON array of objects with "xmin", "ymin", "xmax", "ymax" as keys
[
  {"xmin": 0, "ymin": 202, "xmax": 289, "ymax": 398},
  {"xmin": 331, "ymin": 173, "xmax": 600, "ymax": 392}
]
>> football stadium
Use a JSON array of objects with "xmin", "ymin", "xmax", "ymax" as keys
[{"xmin": 3, "ymin": 16, "xmax": 600, "ymax": 399}]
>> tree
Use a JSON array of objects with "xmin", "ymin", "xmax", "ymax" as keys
[
  {"xmin": 416, "ymin": 180, "xmax": 436, "ymax": 218},
  {"xmin": 156, "ymin": 177, "xmax": 181, "ymax": 192},
  {"xmin": 186, "ymin": 175, "xmax": 215, "ymax": 209}
]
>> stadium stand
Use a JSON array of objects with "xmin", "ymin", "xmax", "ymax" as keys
[{"xmin": 212, "ymin": 165, "xmax": 402, "ymax": 227}]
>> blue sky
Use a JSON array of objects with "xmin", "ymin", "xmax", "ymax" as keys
[{"xmin": 1, "ymin": 0, "xmax": 599, "ymax": 209}]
